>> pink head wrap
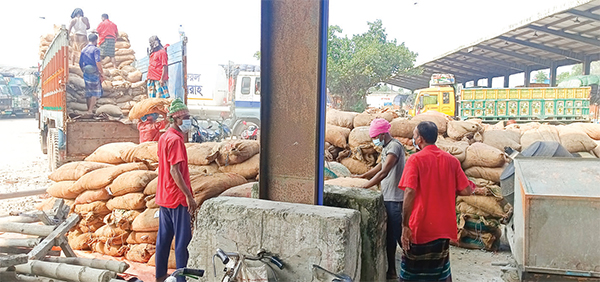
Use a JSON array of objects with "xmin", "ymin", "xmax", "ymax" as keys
[{"xmin": 369, "ymin": 118, "xmax": 391, "ymax": 138}]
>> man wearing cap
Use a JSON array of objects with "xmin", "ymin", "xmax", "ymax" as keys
[
  {"xmin": 147, "ymin": 35, "xmax": 170, "ymax": 98},
  {"xmin": 155, "ymin": 98, "xmax": 196, "ymax": 282},
  {"xmin": 355, "ymin": 118, "xmax": 406, "ymax": 279}
]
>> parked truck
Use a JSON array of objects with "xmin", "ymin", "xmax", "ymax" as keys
[
  {"xmin": 6, "ymin": 76, "xmax": 35, "ymax": 117},
  {"xmin": 411, "ymin": 73, "xmax": 598, "ymax": 122},
  {"xmin": 0, "ymin": 75, "xmax": 12, "ymax": 117}
]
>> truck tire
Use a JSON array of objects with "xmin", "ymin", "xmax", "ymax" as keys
[
  {"xmin": 233, "ymin": 119, "xmax": 260, "ymax": 139},
  {"xmin": 47, "ymin": 128, "xmax": 60, "ymax": 171},
  {"xmin": 40, "ymin": 130, "xmax": 47, "ymax": 154}
]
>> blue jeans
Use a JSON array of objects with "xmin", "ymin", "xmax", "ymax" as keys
[
  {"xmin": 155, "ymin": 205, "xmax": 192, "ymax": 282},
  {"xmin": 385, "ymin": 201, "xmax": 403, "ymax": 276}
]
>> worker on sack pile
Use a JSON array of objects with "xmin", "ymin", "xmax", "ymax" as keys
[
  {"xmin": 79, "ymin": 33, "xmax": 104, "ymax": 115},
  {"xmin": 96, "ymin": 13, "xmax": 118, "ymax": 69},
  {"xmin": 68, "ymin": 8, "xmax": 90, "ymax": 65},
  {"xmin": 147, "ymin": 35, "xmax": 170, "ymax": 99},
  {"xmin": 398, "ymin": 121, "xmax": 475, "ymax": 282},
  {"xmin": 354, "ymin": 118, "xmax": 405, "ymax": 280},
  {"xmin": 155, "ymin": 98, "xmax": 196, "ymax": 282}
]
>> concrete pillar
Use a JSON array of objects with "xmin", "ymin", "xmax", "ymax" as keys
[
  {"xmin": 504, "ymin": 74, "xmax": 510, "ymax": 88},
  {"xmin": 524, "ymin": 68, "xmax": 531, "ymax": 87},
  {"xmin": 488, "ymin": 77, "xmax": 494, "ymax": 88},
  {"xmin": 549, "ymin": 63, "xmax": 557, "ymax": 87},
  {"xmin": 259, "ymin": 0, "xmax": 328, "ymax": 204},
  {"xmin": 583, "ymin": 57, "xmax": 591, "ymax": 75}
]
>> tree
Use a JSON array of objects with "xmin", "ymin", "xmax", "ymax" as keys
[
  {"xmin": 534, "ymin": 70, "xmax": 548, "ymax": 84},
  {"xmin": 556, "ymin": 72, "xmax": 571, "ymax": 84},
  {"xmin": 253, "ymin": 51, "xmax": 260, "ymax": 60},
  {"xmin": 327, "ymin": 20, "xmax": 419, "ymax": 112}
]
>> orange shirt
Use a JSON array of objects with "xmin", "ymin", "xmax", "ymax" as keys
[
  {"xmin": 96, "ymin": 19, "xmax": 118, "ymax": 46},
  {"xmin": 137, "ymin": 120, "xmax": 168, "ymax": 143},
  {"xmin": 156, "ymin": 127, "xmax": 192, "ymax": 208},
  {"xmin": 148, "ymin": 48, "xmax": 169, "ymax": 81},
  {"xmin": 399, "ymin": 145, "xmax": 470, "ymax": 244}
]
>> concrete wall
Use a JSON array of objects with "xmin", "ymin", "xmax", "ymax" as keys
[{"xmin": 188, "ymin": 197, "xmax": 362, "ymax": 281}]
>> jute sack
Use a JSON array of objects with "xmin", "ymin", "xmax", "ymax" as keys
[
  {"xmin": 436, "ymin": 139, "xmax": 469, "ymax": 163},
  {"xmin": 69, "ymin": 66, "xmax": 84, "ymax": 77},
  {"xmin": 353, "ymin": 113, "xmax": 374, "ymax": 128},
  {"xmin": 115, "ymin": 49, "xmax": 135, "ymax": 56},
  {"xmin": 324, "ymin": 177, "xmax": 377, "ymax": 190},
  {"xmin": 115, "ymin": 41, "xmax": 131, "ymax": 49},
  {"xmin": 348, "ymin": 126, "xmax": 377, "ymax": 155},
  {"xmin": 127, "ymin": 71, "xmax": 142, "ymax": 83},
  {"xmin": 127, "ymin": 231, "xmax": 158, "ymax": 244},
  {"xmin": 126, "ymin": 244, "xmax": 156, "ymax": 263},
  {"xmin": 189, "ymin": 164, "xmax": 220, "ymax": 175},
  {"xmin": 557, "ymin": 125, "xmax": 597, "ymax": 153},
  {"xmin": 49, "ymin": 161, "xmax": 113, "ymax": 182},
  {"xmin": 106, "ymin": 193, "xmax": 146, "ymax": 210},
  {"xmin": 85, "ymin": 142, "xmax": 137, "ymax": 164},
  {"xmin": 482, "ymin": 129, "xmax": 521, "ymax": 152},
  {"xmin": 74, "ymin": 201, "xmax": 110, "ymax": 216},
  {"xmin": 455, "ymin": 202, "xmax": 490, "ymax": 218},
  {"xmin": 340, "ymin": 157, "xmax": 371, "ymax": 175},
  {"xmin": 456, "ymin": 196, "xmax": 506, "ymax": 219},
  {"xmin": 132, "ymin": 208, "xmax": 160, "ymax": 232},
  {"xmin": 46, "ymin": 181, "xmax": 78, "ymax": 199},
  {"xmin": 186, "ymin": 142, "xmax": 218, "ymax": 165},
  {"xmin": 447, "ymin": 121, "xmax": 481, "ymax": 140},
  {"xmin": 218, "ymin": 154, "xmax": 260, "ymax": 179},
  {"xmin": 36, "ymin": 198, "xmax": 74, "ymax": 212},
  {"xmin": 326, "ymin": 109, "xmax": 358, "ymax": 129},
  {"xmin": 67, "ymin": 230, "xmax": 92, "ymax": 250},
  {"xmin": 411, "ymin": 111, "xmax": 450, "ymax": 134},
  {"xmin": 191, "ymin": 173, "xmax": 248, "ymax": 205},
  {"xmin": 107, "ymin": 170, "xmax": 158, "ymax": 196},
  {"xmin": 96, "ymin": 105, "xmax": 123, "ymax": 117},
  {"xmin": 520, "ymin": 125, "xmax": 560, "ymax": 150},
  {"xmin": 69, "ymin": 74, "xmax": 85, "ymax": 89},
  {"xmin": 569, "ymin": 122, "xmax": 600, "ymax": 140},
  {"xmin": 143, "ymin": 178, "xmax": 158, "ymax": 195},
  {"xmin": 325, "ymin": 124, "xmax": 351, "ymax": 148},
  {"xmin": 148, "ymin": 251, "xmax": 176, "ymax": 268},
  {"xmin": 145, "ymin": 195, "xmax": 159, "ymax": 209},
  {"xmin": 462, "ymin": 143, "xmax": 506, "ymax": 169},
  {"xmin": 121, "ymin": 142, "xmax": 159, "ymax": 163},
  {"xmin": 104, "ymin": 209, "xmax": 141, "ymax": 231},
  {"xmin": 470, "ymin": 178, "xmax": 502, "ymax": 199},
  {"xmin": 79, "ymin": 213, "xmax": 105, "ymax": 233},
  {"xmin": 75, "ymin": 189, "xmax": 112, "ymax": 204},
  {"xmin": 464, "ymin": 166, "xmax": 506, "ymax": 183},
  {"xmin": 94, "ymin": 225, "xmax": 130, "ymax": 245},
  {"xmin": 128, "ymin": 98, "xmax": 169, "ymax": 120},
  {"xmin": 115, "ymin": 54, "xmax": 135, "ymax": 63},
  {"xmin": 209, "ymin": 140, "xmax": 260, "ymax": 166},
  {"xmin": 324, "ymin": 161, "xmax": 352, "ymax": 180},
  {"xmin": 70, "ymin": 162, "xmax": 148, "ymax": 194},
  {"xmin": 389, "ymin": 118, "xmax": 418, "ymax": 138},
  {"xmin": 219, "ymin": 182, "xmax": 255, "ymax": 198},
  {"xmin": 91, "ymin": 241, "xmax": 127, "ymax": 257},
  {"xmin": 373, "ymin": 112, "xmax": 395, "ymax": 122}
]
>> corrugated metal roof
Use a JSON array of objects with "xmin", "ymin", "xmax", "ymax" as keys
[{"xmin": 388, "ymin": 0, "xmax": 600, "ymax": 90}]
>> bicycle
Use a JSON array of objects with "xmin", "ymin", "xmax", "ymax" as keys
[
  {"xmin": 212, "ymin": 248, "xmax": 284, "ymax": 282},
  {"xmin": 312, "ymin": 265, "xmax": 353, "ymax": 282}
]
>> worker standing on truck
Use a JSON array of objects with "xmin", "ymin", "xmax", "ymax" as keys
[
  {"xmin": 147, "ymin": 35, "xmax": 170, "ymax": 98},
  {"xmin": 354, "ymin": 118, "xmax": 406, "ymax": 280},
  {"xmin": 398, "ymin": 121, "xmax": 474, "ymax": 282},
  {"xmin": 96, "ymin": 14, "xmax": 118, "ymax": 69},
  {"xmin": 79, "ymin": 33, "xmax": 104, "ymax": 114},
  {"xmin": 155, "ymin": 98, "xmax": 196, "ymax": 282},
  {"xmin": 67, "ymin": 8, "xmax": 90, "ymax": 65}
]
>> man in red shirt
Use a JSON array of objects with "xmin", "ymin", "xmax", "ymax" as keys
[
  {"xmin": 398, "ymin": 121, "xmax": 474, "ymax": 282},
  {"xmin": 147, "ymin": 36, "xmax": 170, "ymax": 98},
  {"xmin": 155, "ymin": 98, "xmax": 196, "ymax": 282},
  {"xmin": 96, "ymin": 14, "xmax": 118, "ymax": 69}
]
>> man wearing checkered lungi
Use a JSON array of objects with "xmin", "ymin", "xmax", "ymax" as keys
[
  {"xmin": 147, "ymin": 36, "xmax": 170, "ymax": 98},
  {"xmin": 96, "ymin": 13, "xmax": 118, "ymax": 68}
]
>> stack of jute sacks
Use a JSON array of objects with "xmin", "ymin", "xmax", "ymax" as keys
[{"xmin": 40, "ymin": 139, "xmax": 260, "ymax": 264}]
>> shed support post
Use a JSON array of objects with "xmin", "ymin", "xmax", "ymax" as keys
[
  {"xmin": 259, "ymin": 0, "xmax": 328, "ymax": 204},
  {"xmin": 487, "ymin": 77, "xmax": 494, "ymax": 88},
  {"xmin": 549, "ymin": 63, "xmax": 557, "ymax": 87},
  {"xmin": 583, "ymin": 57, "xmax": 591, "ymax": 75},
  {"xmin": 504, "ymin": 74, "xmax": 510, "ymax": 88},
  {"xmin": 524, "ymin": 68, "xmax": 531, "ymax": 87}
]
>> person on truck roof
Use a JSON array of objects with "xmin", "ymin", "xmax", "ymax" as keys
[
  {"xmin": 68, "ymin": 8, "xmax": 90, "ymax": 65},
  {"xmin": 147, "ymin": 35, "xmax": 170, "ymax": 99},
  {"xmin": 79, "ymin": 33, "xmax": 104, "ymax": 114},
  {"xmin": 96, "ymin": 13, "xmax": 118, "ymax": 69}
]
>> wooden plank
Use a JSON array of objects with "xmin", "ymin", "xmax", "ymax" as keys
[
  {"xmin": 27, "ymin": 214, "xmax": 79, "ymax": 260},
  {"xmin": 0, "ymin": 223, "xmax": 54, "ymax": 237},
  {"xmin": 0, "ymin": 254, "xmax": 28, "ymax": 268},
  {"xmin": 0, "ymin": 189, "xmax": 47, "ymax": 200},
  {"xmin": 55, "ymin": 236, "xmax": 76, "ymax": 258},
  {"xmin": 43, "ymin": 257, "xmax": 129, "ymax": 273},
  {"xmin": 0, "ymin": 215, "xmax": 41, "ymax": 224},
  {"xmin": 0, "ymin": 239, "xmax": 41, "ymax": 248}
]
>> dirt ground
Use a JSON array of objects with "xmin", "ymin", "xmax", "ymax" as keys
[{"xmin": 0, "ymin": 118, "xmax": 517, "ymax": 281}]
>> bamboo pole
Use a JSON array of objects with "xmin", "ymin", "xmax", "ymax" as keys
[
  {"xmin": 0, "ymin": 223, "xmax": 54, "ymax": 237},
  {"xmin": 15, "ymin": 273, "xmax": 68, "ymax": 282},
  {"xmin": 0, "ymin": 238, "xmax": 41, "ymax": 248},
  {"xmin": 14, "ymin": 261, "xmax": 117, "ymax": 282},
  {"xmin": 43, "ymin": 257, "xmax": 129, "ymax": 273},
  {"xmin": 0, "ymin": 189, "xmax": 48, "ymax": 200},
  {"xmin": 0, "ymin": 215, "xmax": 41, "ymax": 224}
]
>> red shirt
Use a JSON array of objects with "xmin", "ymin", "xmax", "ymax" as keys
[
  {"xmin": 138, "ymin": 120, "xmax": 168, "ymax": 143},
  {"xmin": 148, "ymin": 48, "xmax": 169, "ymax": 81},
  {"xmin": 156, "ymin": 127, "xmax": 192, "ymax": 208},
  {"xmin": 398, "ymin": 145, "xmax": 470, "ymax": 244},
  {"xmin": 96, "ymin": 19, "xmax": 118, "ymax": 46}
]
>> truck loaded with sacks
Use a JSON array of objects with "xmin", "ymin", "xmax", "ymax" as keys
[{"xmin": 37, "ymin": 25, "xmax": 187, "ymax": 171}]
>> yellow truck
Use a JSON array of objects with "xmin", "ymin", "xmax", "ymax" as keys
[{"xmin": 411, "ymin": 74, "xmax": 595, "ymax": 122}]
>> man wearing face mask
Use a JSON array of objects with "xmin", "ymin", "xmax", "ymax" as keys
[
  {"xmin": 155, "ymin": 98, "xmax": 196, "ymax": 282},
  {"xmin": 398, "ymin": 121, "xmax": 474, "ymax": 282},
  {"xmin": 147, "ymin": 35, "xmax": 170, "ymax": 98},
  {"xmin": 354, "ymin": 118, "xmax": 405, "ymax": 280}
]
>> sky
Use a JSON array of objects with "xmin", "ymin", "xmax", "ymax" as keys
[{"xmin": 1, "ymin": 0, "xmax": 578, "ymax": 90}]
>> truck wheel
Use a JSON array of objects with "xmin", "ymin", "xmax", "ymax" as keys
[
  {"xmin": 233, "ymin": 120, "xmax": 260, "ymax": 139},
  {"xmin": 40, "ymin": 130, "xmax": 47, "ymax": 154},
  {"xmin": 47, "ymin": 128, "xmax": 60, "ymax": 171}
]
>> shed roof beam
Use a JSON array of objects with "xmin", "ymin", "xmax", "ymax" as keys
[
  {"xmin": 498, "ymin": 36, "xmax": 586, "ymax": 61},
  {"xmin": 567, "ymin": 9, "xmax": 600, "ymax": 22},
  {"xmin": 424, "ymin": 62, "xmax": 489, "ymax": 78},
  {"xmin": 438, "ymin": 58, "xmax": 508, "ymax": 76},
  {"xmin": 458, "ymin": 51, "xmax": 530, "ymax": 71},
  {"xmin": 478, "ymin": 45, "xmax": 552, "ymax": 66},
  {"xmin": 528, "ymin": 24, "xmax": 600, "ymax": 47}
]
